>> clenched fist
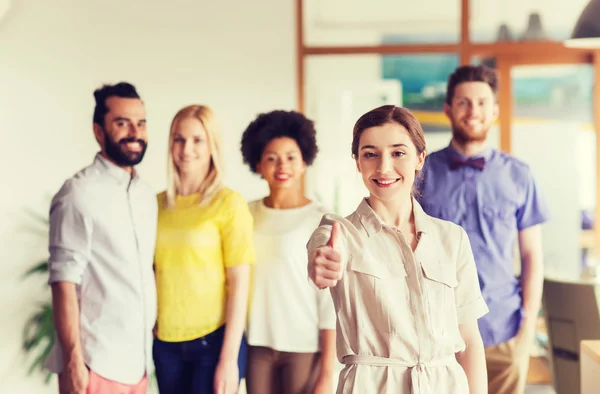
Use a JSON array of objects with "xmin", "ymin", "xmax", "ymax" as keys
[{"xmin": 309, "ymin": 222, "xmax": 344, "ymax": 289}]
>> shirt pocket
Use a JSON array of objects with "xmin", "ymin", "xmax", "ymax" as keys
[
  {"xmin": 420, "ymin": 259, "xmax": 458, "ymax": 337},
  {"xmin": 482, "ymin": 203, "xmax": 517, "ymax": 234},
  {"xmin": 349, "ymin": 258, "xmax": 409, "ymax": 335}
]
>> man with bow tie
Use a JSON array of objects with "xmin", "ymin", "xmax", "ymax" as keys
[{"xmin": 417, "ymin": 64, "xmax": 550, "ymax": 394}]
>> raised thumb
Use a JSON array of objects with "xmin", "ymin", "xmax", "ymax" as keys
[{"xmin": 327, "ymin": 221, "xmax": 340, "ymax": 248}]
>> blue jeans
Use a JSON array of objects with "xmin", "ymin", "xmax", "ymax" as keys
[{"xmin": 153, "ymin": 325, "xmax": 248, "ymax": 394}]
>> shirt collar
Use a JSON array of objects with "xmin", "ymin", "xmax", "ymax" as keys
[
  {"xmin": 356, "ymin": 197, "xmax": 432, "ymax": 238},
  {"xmin": 93, "ymin": 153, "xmax": 138, "ymax": 186}
]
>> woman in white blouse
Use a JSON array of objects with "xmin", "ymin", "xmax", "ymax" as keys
[
  {"xmin": 240, "ymin": 110, "xmax": 337, "ymax": 394},
  {"xmin": 307, "ymin": 105, "xmax": 489, "ymax": 394}
]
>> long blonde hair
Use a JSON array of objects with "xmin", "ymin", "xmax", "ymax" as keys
[{"xmin": 165, "ymin": 105, "xmax": 224, "ymax": 208}]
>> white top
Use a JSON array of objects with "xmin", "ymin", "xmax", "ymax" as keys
[
  {"xmin": 247, "ymin": 199, "xmax": 336, "ymax": 353},
  {"xmin": 45, "ymin": 153, "xmax": 158, "ymax": 385}
]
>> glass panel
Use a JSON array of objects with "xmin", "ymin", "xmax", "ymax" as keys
[
  {"xmin": 471, "ymin": 56, "xmax": 497, "ymax": 69},
  {"xmin": 510, "ymin": 64, "xmax": 595, "ymax": 279},
  {"xmin": 304, "ymin": 54, "xmax": 398, "ymax": 215},
  {"xmin": 303, "ymin": 54, "xmax": 500, "ymax": 216},
  {"xmin": 303, "ymin": 0, "xmax": 460, "ymax": 47},
  {"xmin": 470, "ymin": 0, "xmax": 590, "ymax": 43},
  {"xmin": 382, "ymin": 53, "xmax": 500, "ymax": 152}
]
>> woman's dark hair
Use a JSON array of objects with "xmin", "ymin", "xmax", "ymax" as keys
[
  {"xmin": 241, "ymin": 110, "xmax": 318, "ymax": 173},
  {"xmin": 351, "ymin": 105, "xmax": 426, "ymax": 158}
]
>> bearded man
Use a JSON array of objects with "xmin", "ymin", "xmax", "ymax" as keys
[
  {"xmin": 418, "ymin": 65, "xmax": 550, "ymax": 394},
  {"xmin": 45, "ymin": 82, "xmax": 157, "ymax": 394}
]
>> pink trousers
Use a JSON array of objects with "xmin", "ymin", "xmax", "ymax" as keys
[{"xmin": 86, "ymin": 370, "xmax": 148, "ymax": 394}]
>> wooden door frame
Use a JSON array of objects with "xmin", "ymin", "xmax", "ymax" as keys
[{"xmin": 296, "ymin": 0, "xmax": 595, "ymax": 113}]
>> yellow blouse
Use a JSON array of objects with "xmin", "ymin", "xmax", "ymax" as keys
[{"xmin": 154, "ymin": 187, "xmax": 255, "ymax": 342}]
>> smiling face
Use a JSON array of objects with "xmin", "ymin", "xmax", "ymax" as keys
[
  {"xmin": 93, "ymin": 96, "xmax": 148, "ymax": 168},
  {"xmin": 355, "ymin": 122, "xmax": 426, "ymax": 203},
  {"xmin": 256, "ymin": 137, "xmax": 306, "ymax": 191},
  {"xmin": 171, "ymin": 116, "xmax": 212, "ymax": 180},
  {"xmin": 445, "ymin": 81, "xmax": 499, "ymax": 144}
]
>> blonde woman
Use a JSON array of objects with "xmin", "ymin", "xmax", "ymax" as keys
[{"xmin": 153, "ymin": 105, "xmax": 255, "ymax": 394}]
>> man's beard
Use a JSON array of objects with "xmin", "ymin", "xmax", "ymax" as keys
[
  {"xmin": 102, "ymin": 128, "xmax": 147, "ymax": 166},
  {"xmin": 451, "ymin": 122, "xmax": 489, "ymax": 145}
]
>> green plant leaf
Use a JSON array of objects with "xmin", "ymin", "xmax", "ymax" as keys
[
  {"xmin": 23, "ymin": 261, "xmax": 49, "ymax": 279},
  {"xmin": 28, "ymin": 337, "xmax": 54, "ymax": 375},
  {"xmin": 20, "ymin": 204, "xmax": 54, "ymax": 383},
  {"xmin": 22, "ymin": 303, "xmax": 55, "ymax": 381},
  {"xmin": 23, "ymin": 305, "xmax": 53, "ymax": 351}
]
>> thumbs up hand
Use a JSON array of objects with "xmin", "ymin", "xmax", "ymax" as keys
[{"xmin": 309, "ymin": 222, "xmax": 344, "ymax": 289}]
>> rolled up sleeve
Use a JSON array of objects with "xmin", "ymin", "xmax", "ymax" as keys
[
  {"xmin": 455, "ymin": 227, "xmax": 489, "ymax": 324},
  {"xmin": 48, "ymin": 185, "xmax": 93, "ymax": 285},
  {"xmin": 516, "ymin": 166, "xmax": 551, "ymax": 230}
]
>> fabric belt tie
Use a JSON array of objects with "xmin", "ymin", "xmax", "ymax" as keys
[{"xmin": 342, "ymin": 354, "xmax": 455, "ymax": 394}]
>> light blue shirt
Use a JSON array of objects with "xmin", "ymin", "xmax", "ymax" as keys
[{"xmin": 418, "ymin": 145, "xmax": 550, "ymax": 347}]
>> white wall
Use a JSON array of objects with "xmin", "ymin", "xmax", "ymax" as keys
[
  {"xmin": 512, "ymin": 123, "xmax": 581, "ymax": 279},
  {"xmin": 304, "ymin": 55, "xmax": 392, "ymax": 215},
  {"xmin": 0, "ymin": 0, "xmax": 295, "ymax": 392}
]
